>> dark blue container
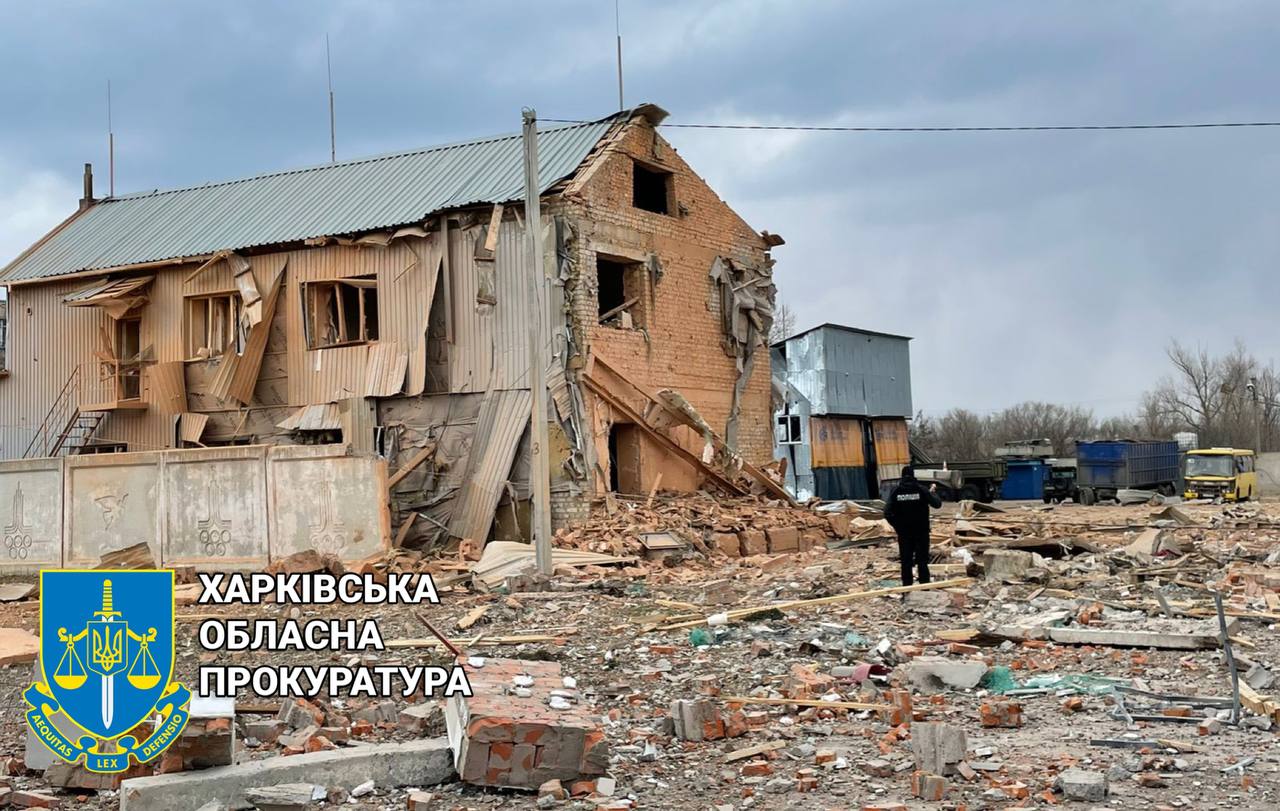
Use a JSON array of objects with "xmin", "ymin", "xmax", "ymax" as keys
[
  {"xmin": 1076, "ymin": 440, "xmax": 1180, "ymax": 491},
  {"xmin": 1000, "ymin": 460, "xmax": 1048, "ymax": 500}
]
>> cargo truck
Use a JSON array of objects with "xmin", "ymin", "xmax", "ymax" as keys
[{"xmin": 1075, "ymin": 440, "xmax": 1180, "ymax": 505}]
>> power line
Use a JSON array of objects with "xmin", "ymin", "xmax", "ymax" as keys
[{"xmin": 543, "ymin": 117, "xmax": 1280, "ymax": 133}]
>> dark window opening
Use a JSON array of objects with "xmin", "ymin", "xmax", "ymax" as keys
[
  {"xmin": 595, "ymin": 256, "xmax": 647, "ymax": 329},
  {"xmin": 776, "ymin": 414, "xmax": 802, "ymax": 445},
  {"xmin": 304, "ymin": 276, "xmax": 379, "ymax": 349},
  {"xmin": 116, "ymin": 317, "xmax": 142, "ymax": 400},
  {"xmin": 632, "ymin": 162, "xmax": 672, "ymax": 215}
]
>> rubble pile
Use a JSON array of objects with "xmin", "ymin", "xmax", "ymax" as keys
[{"xmin": 2, "ymin": 498, "xmax": 1280, "ymax": 808}]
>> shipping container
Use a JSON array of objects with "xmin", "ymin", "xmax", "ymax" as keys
[{"xmin": 1075, "ymin": 440, "xmax": 1180, "ymax": 504}]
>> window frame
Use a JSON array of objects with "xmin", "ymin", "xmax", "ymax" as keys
[
  {"xmin": 775, "ymin": 413, "xmax": 803, "ymax": 445},
  {"xmin": 302, "ymin": 276, "xmax": 380, "ymax": 350},
  {"xmin": 184, "ymin": 292, "xmax": 244, "ymax": 360}
]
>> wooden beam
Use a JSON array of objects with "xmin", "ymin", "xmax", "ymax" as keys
[
  {"xmin": 719, "ymin": 696, "xmax": 892, "ymax": 712},
  {"xmin": 583, "ymin": 376, "xmax": 744, "ymax": 497},
  {"xmin": 598, "ymin": 296, "xmax": 639, "ymax": 324},
  {"xmin": 388, "ymin": 442, "xmax": 438, "ymax": 491}
]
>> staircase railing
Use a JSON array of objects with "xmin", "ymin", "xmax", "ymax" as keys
[{"xmin": 23, "ymin": 365, "xmax": 81, "ymax": 459}]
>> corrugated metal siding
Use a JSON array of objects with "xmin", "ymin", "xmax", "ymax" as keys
[
  {"xmin": 446, "ymin": 389, "xmax": 532, "ymax": 542},
  {"xmin": 821, "ymin": 328, "xmax": 912, "ymax": 417},
  {"xmin": 777, "ymin": 326, "xmax": 912, "ymax": 418},
  {"xmin": 810, "ymin": 415, "xmax": 865, "ymax": 468},
  {"xmin": 1, "ymin": 117, "xmax": 622, "ymax": 283},
  {"xmin": 872, "ymin": 418, "xmax": 910, "ymax": 465}
]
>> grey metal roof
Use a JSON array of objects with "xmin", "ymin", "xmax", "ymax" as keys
[{"xmin": 1, "ymin": 113, "xmax": 624, "ymax": 283}]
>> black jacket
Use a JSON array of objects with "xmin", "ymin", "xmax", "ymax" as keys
[{"xmin": 883, "ymin": 475, "xmax": 942, "ymax": 538}]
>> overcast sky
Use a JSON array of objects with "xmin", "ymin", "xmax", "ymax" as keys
[{"xmin": 2, "ymin": 1, "xmax": 1277, "ymax": 416}]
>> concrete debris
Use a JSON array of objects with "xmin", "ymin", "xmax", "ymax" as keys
[
  {"xmin": 241, "ymin": 783, "xmax": 326, "ymax": 809},
  {"xmin": 911, "ymin": 722, "xmax": 967, "ymax": 776},
  {"xmin": 118, "ymin": 738, "xmax": 452, "ymax": 811},
  {"xmin": 906, "ymin": 656, "xmax": 989, "ymax": 693}
]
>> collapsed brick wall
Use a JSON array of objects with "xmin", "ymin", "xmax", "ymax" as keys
[{"xmin": 551, "ymin": 117, "xmax": 777, "ymax": 496}]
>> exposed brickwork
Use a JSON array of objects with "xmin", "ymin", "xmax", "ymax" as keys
[
  {"xmin": 445, "ymin": 658, "xmax": 607, "ymax": 789},
  {"xmin": 551, "ymin": 117, "xmax": 777, "ymax": 497}
]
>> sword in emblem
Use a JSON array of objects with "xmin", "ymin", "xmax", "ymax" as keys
[{"xmin": 93, "ymin": 579, "xmax": 122, "ymax": 729}]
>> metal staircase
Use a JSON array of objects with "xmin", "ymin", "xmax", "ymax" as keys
[{"xmin": 23, "ymin": 366, "xmax": 108, "ymax": 458}]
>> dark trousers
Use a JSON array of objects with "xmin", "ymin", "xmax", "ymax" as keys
[{"xmin": 897, "ymin": 533, "xmax": 931, "ymax": 586}]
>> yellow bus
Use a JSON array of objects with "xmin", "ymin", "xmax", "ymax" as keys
[{"xmin": 1183, "ymin": 448, "xmax": 1257, "ymax": 502}]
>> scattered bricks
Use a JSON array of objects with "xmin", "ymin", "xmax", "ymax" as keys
[
  {"xmin": 447, "ymin": 658, "xmax": 607, "ymax": 789},
  {"xmin": 907, "ymin": 656, "xmax": 989, "ymax": 693},
  {"xmin": 764, "ymin": 526, "xmax": 800, "ymax": 553},
  {"xmin": 979, "ymin": 700, "xmax": 1024, "ymax": 728},
  {"xmin": 861, "ymin": 803, "xmax": 909, "ymax": 811},
  {"xmin": 11, "ymin": 790, "xmax": 61, "ymax": 808},
  {"xmin": 796, "ymin": 768, "xmax": 819, "ymax": 792},
  {"xmin": 1001, "ymin": 781, "xmax": 1030, "ymax": 800},
  {"xmin": 740, "ymin": 761, "xmax": 773, "ymax": 777},
  {"xmin": 709, "ymin": 532, "xmax": 742, "ymax": 558},
  {"xmin": 743, "ymin": 712, "xmax": 769, "ymax": 728},
  {"xmin": 738, "ymin": 530, "xmax": 767, "ymax": 556},
  {"xmin": 1161, "ymin": 706, "xmax": 1192, "ymax": 718},
  {"xmin": 669, "ymin": 699, "xmax": 725, "ymax": 741},
  {"xmin": 879, "ymin": 690, "xmax": 914, "ymax": 727},
  {"xmin": 243, "ymin": 720, "xmax": 285, "ymax": 745},
  {"xmin": 827, "ymin": 512, "xmax": 852, "ymax": 538},
  {"xmin": 911, "ymin": 771, "xmax": 948, "ymax": 801},
  {"xmin": 1135, "ymin": 772, "xmax": 1168, "ymax": 788},
  {"xmin": 399, "ymin": 703, "xmax": 444, "ymax": 735},
  {"xmin": 648, "ymin": 644, "xmax": 676, "ymax": 656},
  {"xmin": 568, "ymin": 780, "xmax": 596, "ymax": 797},
  {"xmin": 911, "ymin": 722, "xmax": 967, "ymax": 776},
  {"xmin": 539, "ymin": 779, "xmax": 567, "ymax": 800},
  {"xmin": 783, "ymin": 664, "xmax": 835, "ymax": 699},
  {"xmin": 799, "ymin": 530, "xmax": 825, "ymax": 553},
  {"xmin": 303, "ymin": 735, "xmax": 336, "ymax": 753},
  {"xmin": 1061, "ymin": 697, "xmax": 1085, "ymax": 713},
  {"xmin": 723, "ymin": 709, "xmax": 748, "ymax": 739},
  {"xmin": 1198, "ymin": 718, "xmax": 1222, "ymax": 736},
  {"xmin": 407, "ymin": 791, "xmax": 436, "ymax": 810},
  {"xmin": 862, "ymin": 759, "xmax": 893, "ymax": 777},
  {"xmin": 947, "ymin": 642, "xmax": 980, "ymax": 656},
  {"xmin": 277, "ymin": 698, "xmax": 325, "ymax": 730},
  {"xmin": 814, "ymin": 749, "xmax": 836, "ymax": 766},
  {"xmin": 1056, "ymin": 768, "xmax": 1109, "ymax": 802},
  {"xmin": 698, "ymin": 579, "xmax": 736, "ymax": 606},
  {"xmin": 353, "ymin": 700, "xmax": 399, "ymax": 725},
  {"xmin": 173, "ymin": 717, "xmax": 234, "ymax": 769}
]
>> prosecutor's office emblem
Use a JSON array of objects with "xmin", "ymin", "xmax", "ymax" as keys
[{"xmin": 25, "ymin": 571, "xmax": 191, "ymax": 773}]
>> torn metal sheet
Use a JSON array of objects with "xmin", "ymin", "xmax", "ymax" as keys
[
  {"xmin": 446, "ymin": 389, "xmax": 532, "ymax": 543},
  {"xmin": 277, "ymin": 403, "xmax": 342, "ymax": 432}
]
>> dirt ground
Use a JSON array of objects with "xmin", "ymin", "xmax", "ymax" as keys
[{"xmin": 3, "ymin": 497, "xmax": 1280, "ymax": 809}]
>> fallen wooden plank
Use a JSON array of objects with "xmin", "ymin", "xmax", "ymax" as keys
[
  {"xmin": 724, "ymin": 740, "xmax": 788, "ymax": 763},
  {"xmin": 385, "ymin": 632, "xmax": 576, "ymax": 649},
  {"xmin": 456, "ymin": 605, "xmax": 489, "ymax": 631},
  {"xmin": 719, "ymin": 696, "xmax": 891, "ymax": 711},
  {"xmin": 659, "ymin": 578, "xmax": 974, "ymax": 631},
  {"xmin": 1239, "ymin": 682, "xmax": 1280, "ymax": 723}
]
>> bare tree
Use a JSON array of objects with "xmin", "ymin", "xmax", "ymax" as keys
[{"xmin": 770, "ymin": 300, "xmax": 797, "ymax": 345}]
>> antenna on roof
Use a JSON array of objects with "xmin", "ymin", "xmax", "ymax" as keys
[
  {"xmin": 107, "ymin": 79, "xmax": 115, "ymax": 197},
  {"xmin": 326, "ymin": 34, "xmax": 336, "ymax": 163},
  {"xmin": 615, "ymin": 0, "xmax": 625, "ymax": 111}
]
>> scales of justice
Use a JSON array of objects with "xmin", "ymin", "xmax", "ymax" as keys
[{"xmin": 51, "ymin": 579, "xmax": 161, "ymax": 729}]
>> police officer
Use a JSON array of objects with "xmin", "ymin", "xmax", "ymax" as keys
[{"xmin": 882, "ymin": 466, "xmax": 943, "ymax": 586}]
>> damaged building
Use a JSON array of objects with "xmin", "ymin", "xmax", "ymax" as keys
[{"xmin": 0, "ymin": 104, "xmax": 783, "ymax": 571}]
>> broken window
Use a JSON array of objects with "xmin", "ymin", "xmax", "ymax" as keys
[
  {"xmin": 185, "ymin": 293, "xmax": 243, "ymax": 359},
  {"xmin": 303, "ymin": 276, "xmax": 379, "ymax": 349},
  {"xmin": 775, "ymin": 414, "xmax": 802, "ymax": 445},
  {"xmin": 632, "ymin": 161, "xmax": 672, "ymax": 215},
  {"xmin": 596, "ymin": 256, "xmax": 647, "ymax": 329},
  {"xmin": 115, "ymin": 317, "xmax": 142, "ymax": 400}
]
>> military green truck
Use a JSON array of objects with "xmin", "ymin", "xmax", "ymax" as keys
[{"xmin": 903, "ymin": 442, "xmax": 1008, "ymax": 503}]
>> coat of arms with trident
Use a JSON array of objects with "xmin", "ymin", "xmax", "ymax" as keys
[{"xmin": 26, "ymin": 571, "xmax": 190, "ymax": 773}]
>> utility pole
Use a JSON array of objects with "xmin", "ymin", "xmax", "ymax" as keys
[
  {"xmin": 615, "ymin": 0, "xmax": 624, "ymax": 110},
  {"xmin": 1249, "ymin": 376, "xmax": 1262, "ymax": 453},
  {"xmin": 521, "ymin": 109, "xmax": 554, "ymax": 576}
]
